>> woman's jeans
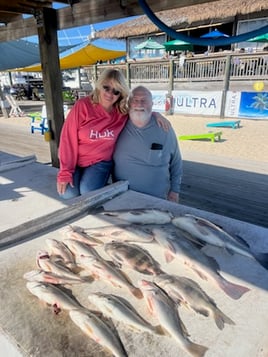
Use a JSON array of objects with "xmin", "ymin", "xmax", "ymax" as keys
[{"xmin": 59, "ymin": 160, "xmax": 113, "ymax": 200}]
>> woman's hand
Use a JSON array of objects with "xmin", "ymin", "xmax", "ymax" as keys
[
  {"xmin": 57, "ymin": 181, "xmax": 73, "ymax": 195},
  {"xmin": 167, "ymin": 191, "xmax": 179, "ymax": 203},
  {"xmin": 154, "ymin": 112, "xmax": 171, "ymax": 131}
]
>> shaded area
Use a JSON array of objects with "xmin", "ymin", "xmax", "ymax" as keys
[{"xmin": 180, "ymin": 160, "xmax": 268, "ymax": 228}]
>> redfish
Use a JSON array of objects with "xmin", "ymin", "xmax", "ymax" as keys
[
  {"xmin": 172, "ymin": 214, "xmax": 268, "ymax": 270},
  {"xmin": 139, "ymin": 280, "xmax": 208, "ymax": 357},
  {"xmin": 23, "ymin": 269, "xmax": 85, "ymax": 285},
  {"xmin": 88, "ymin": 292, "xmax": 159, "ymax": 334},
  {"xmin": 69, "ymin": 309, "xmax": 128, "ymax": 357},
  {"xmin": 26, "ymin": 281, "xmax": 83, "ymax": 314},
  {"xmin": 78, "ymin": 255, "xmax": 143, "ymax": 299},
  {"xmin": 100, "ymin": 209, "xmax": 173, "ymax": 224},
  {"xmin": 155, "ymin": 274, "xmax": 235, "ymax": 330},
  {"xmin": 153, "ymin": 227, "xmax": 250, "ymax": 300}
]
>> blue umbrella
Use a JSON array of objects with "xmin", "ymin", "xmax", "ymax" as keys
[{"xmin": 201, "ymin": 29, "xmax": 229, "ymax": 39}]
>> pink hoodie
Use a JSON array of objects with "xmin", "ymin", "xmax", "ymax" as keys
[{"xmin": 57, "ymin": 97, "xmax": 127, "ymax": 184}]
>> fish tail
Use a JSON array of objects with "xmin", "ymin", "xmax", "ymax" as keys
[
  {"xmin": 130, "ymin": 287, "xmax": 143, "ymax": 299},
  {"xmin": 154, "ymin": 325, "xmax": 166, "ymax": 336},
  {"xmin": 253, "ymin": 252, "xmax": 268, "ymax": 270},
  {"xmin": 213, "ymin": 310, "xmax": 235, "ymax": 330},
  {"xmin": 219, "ymin": 278, "xmax": 250, "ymax": 300},
  {"xmin": 186, "ymin": 341, "xmax": 208, "ymax": 357}
]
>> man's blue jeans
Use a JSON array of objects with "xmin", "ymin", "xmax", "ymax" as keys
[{"xmin": 59, "ymin": 160, "xmax": 113, "ymax": 200}]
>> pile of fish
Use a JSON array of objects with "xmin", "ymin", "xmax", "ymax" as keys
[{"xmin": 24, "ymin": 209, "xmax": 268, "ymax": 357}]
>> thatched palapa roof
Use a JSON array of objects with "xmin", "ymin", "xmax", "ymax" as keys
[{"xmin": 95, "ymin": 0, "xmax": 268, "ymax": 39}]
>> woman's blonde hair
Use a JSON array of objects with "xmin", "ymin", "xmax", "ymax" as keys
[{"xmin": 91, "ymin": 68, "xmax": 129, "ymax": 114}]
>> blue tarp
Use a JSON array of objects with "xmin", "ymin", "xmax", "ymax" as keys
[{"xmin": 0, "ymin": 39, "xmax": 76, "ymax": 71}]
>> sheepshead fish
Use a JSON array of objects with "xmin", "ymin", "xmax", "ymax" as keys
[
  {"xmin": 172, "ymin": 214, "xmax": 268, "ymax": 270},
  {"xmin": 83, "ymin": 224, "xmax": 154, "ymax": 244},
  {"xmin": 88, "ymin": 292, "xmax": 160, "ymax": 334},
  {"xmin": 153, "ymin": 227, "xmax": 250, "ymax": 300},
  {"xmin": 104, "ymin": 241, "xmax": 164, "ymax": 275},
  {"xmin": 69, "ymin": 309, "xmax": 128, "ymax": 357},
  {"xmin": 154, "ymin": 274, "xmax": 235, "ymax": 330},
  {"xmin": 139, "ymin": 280, "xmax": 208, "ymax": 357},
  {"xmin": 45, "ymin": 238, "xmax": 76, "ymax": 269},
  {"xmin": 36, "ymin": 250, "xmax": 82, "ymax": 280},
  {"xmin": 23, "ymin": 270, "xmax": 86, "ymax": 285},
  {"xmin": 78, "ymin": 255, "xmax": 143, "ymax": 299},
  {"xmin": 100, "ymin": 209, "xmax": 173, "ymax": 224},
  {"xmin": 62, "ymin": 239, "xmax": 102, "ymax": 260},
  {"xmin": 26, "ymin": 281, "xmax": 83, "ymax": 314},
  {"xmin": 60, "ymin": 225, "xmax": 103, "ymax": 246}
]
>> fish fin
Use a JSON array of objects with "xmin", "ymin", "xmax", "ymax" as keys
[
  {"xmin": 214, "ymin": 310, "xmax": 235, "ymax": 330},
  {"xmin": 186, "ymin": 342, "xmax": 208, "ymax": 357},
  {"xmin": 235, "ymin": 234, "xmax": 250, "ymax": 248},
  {"xmin": 154, "ymin": 325, "xmax": 166, "ymax": 336},
  {"xmin": 85, "ymin": 325, "xmax": 94, "ymax": 335},
  {"xmin": 43, "ymin": 275, "xmax": 60, "ymax": 284},
  {"xmin": 192, "ymin": 307, "xmax": 210, "ymax": 317},
  {"xmin": 191, "ymin": 267, "xmax": 209, "ymax": 281},
  {"xmin": 165, "ymin": 250, "xmax": 175, "ymax": 263},
  {"xmin": 225, "ymin": 247, "xmax": 235, "ymax": 255},
  {"xmin": 179, "ymin": 316, "xmax": 190, "ymax": 338},
  {"xmin": 131, "ymin": 287, "xmax": 144, "ymax": 299},
  {"xmin": 175, "ymin": 227, "xmax": 205, "ymax": 248},
  {"xmin": 219, "ymin": 278, "xmax": 250, "ymax": 300},
  {"xmin": 252, "ymin": 252, "xmax": 268, "ymax": 270}
]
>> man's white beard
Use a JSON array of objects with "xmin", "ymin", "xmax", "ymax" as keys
[{"xmin": 129, "ymin": 108, "xmax": 151, "ymax": 126}]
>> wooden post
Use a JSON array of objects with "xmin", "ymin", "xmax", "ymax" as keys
[
  {"xmin": 126, "ymin": 62, "xmax": 131, "ymax": 88},
  {"xmin": 0, "ymin": 87, "xmax": 8, "ymax": 118},
  {"xmin": 220, "ymin": 55, "xmax": 231, "ymax": 119},
  {"xmin": 169, "ymin": 59, "xmax": 174, "ymax": 94},
  {"xmin": 36, "ymin": 7, "xmax": 64, "ymax": 168}
]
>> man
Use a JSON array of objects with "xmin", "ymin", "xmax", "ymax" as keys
[{"xmin": 113, "ymin": 86, "xmax": 183, "ymax": 203}]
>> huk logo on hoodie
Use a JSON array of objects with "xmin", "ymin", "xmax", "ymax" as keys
[{"xmin": 89, "ymin": 129, "xmax": 114, "ymax": 139}]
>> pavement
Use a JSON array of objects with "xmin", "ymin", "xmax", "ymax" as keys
[
  {"xmin": 0, "ymin": 152, "xmax": 129, "ymax": 248},
  {"xmin": 1, "ymin": 150, "xmax": 268, "ymax": 357}
]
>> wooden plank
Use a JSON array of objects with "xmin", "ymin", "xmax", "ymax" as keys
[
  {"xmin": 180, "ymin": 160, "xmax": 268, "ymax": 228},
  {"xmin": 0, "ymin": 181, "xmax": 129, "ymax": 249}
]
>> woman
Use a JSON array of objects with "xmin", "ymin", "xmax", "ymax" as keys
[{"xmin": 57, "ymin": 68, "xmax": 168, "ymax": 199}]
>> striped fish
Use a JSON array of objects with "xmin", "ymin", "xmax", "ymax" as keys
[{"xmin": 104, "ymin": 241, "xmax": 164, "ymax": 275}]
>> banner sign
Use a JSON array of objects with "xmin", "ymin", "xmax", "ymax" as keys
[
  {"xmin": 225, "ymin": 91, "xmax": 241, "ymax": 118},
  {"xmin": 239, "ymin": 92, "xmax": 268, "ymax": 119},
  {"xmin": 226, "ymin": 91, "xmax": 268, "ymax": 119},
  {"xmin": 152, "ymin": 91, "xmax": 166, "ymax": 112},
  {"xmin": 172, "ymin": 90, "xmax": 222, "ymax": 116},
  {"xmin": 151, "ymin": 90, "xmax": 268, "ymax": 119}
]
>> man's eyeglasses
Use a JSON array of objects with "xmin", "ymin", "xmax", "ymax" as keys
[{"xmin": 102, "ymin": 85, "xmax": 121, "ymax": 96}]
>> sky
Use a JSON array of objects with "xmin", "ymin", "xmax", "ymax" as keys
[{"xmin": 23, "ymin": 3, "xmax": 139, "ymax": 47}]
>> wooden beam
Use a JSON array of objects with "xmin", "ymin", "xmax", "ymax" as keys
[
  {"xmin": 0, "ymin": 0, "xmax": 221, "ymax": 42},
  {"xmin": 37, "ymin": 7, "xmax": 64, "ymax": 168}
]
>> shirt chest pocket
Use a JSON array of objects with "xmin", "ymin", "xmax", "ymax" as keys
[{"xmin": 148, "ymin": 149, "xmax": 163, "ymax": 166}]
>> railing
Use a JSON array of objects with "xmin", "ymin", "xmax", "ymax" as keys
[{"xmin": 83, "ymin": 52, "xmax": 268, "ymax": 90}]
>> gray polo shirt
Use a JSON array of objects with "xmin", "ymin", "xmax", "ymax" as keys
[{"xmin": 113, "ymin": 115, "xmax": 183, "ymax": 199}]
